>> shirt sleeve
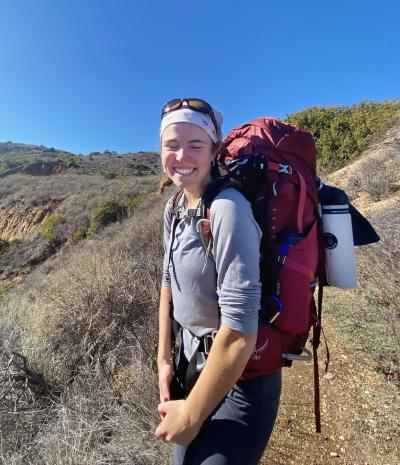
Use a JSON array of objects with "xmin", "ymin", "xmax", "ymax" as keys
[
  {"xmin": 161, "ymin": 197, "xmax": 174, "ymax": 287},
  {"xmin": 210, "ymin": 188, "xmax": 262, "ymax": 334}
]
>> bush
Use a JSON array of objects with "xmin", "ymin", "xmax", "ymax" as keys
[
  {"xmin": 128, "ymin": 162, "xmax": 152, "ymax": 177},
  {"xmin": 87, "ymin": 199, "xmax": 127, "ymax": 238},
  {"xmin": 286, "ymin": 100, "xmax": 400, "ymax": 174},
  {"xmin": 0, "ymin": 239, "xmax": 23, "ymax": 265},
  {"xmin": 324, "ymin": 199, "xmax": 400, "ymax": 381},
  {"xmin": 20, "ymin": 232, "xmax": 162, "ymax": 386},
  {"xmin": 101, "ymin": 171, "xmax": 117, "ymax": 180},
  {"xmin": 126, "ymin": 195, "xmax": 146, "ymax": 217},
  {"xmin": 70, "ymin": 230, "xmax": 85, "ymax": 242},
  {"xmin": 0, "ymin": 239, "xmax": 10, "ymax": 257},
  {"xmin": 61, "ymin": 155, "xmax": 80, "ymax": 169},
  {"xmin": 40, "ymin": 214, "xmax": 66, "ymax": 242}
]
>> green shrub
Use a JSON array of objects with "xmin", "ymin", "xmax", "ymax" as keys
[
  {"xmin": 128, "ymin": 162, "xmax": 151, "ymax": 176},
  {"xmin": 60, "ymin": 155, "xmax": 79, "ymax": 169},
  {"xmin": 87, "ymin": 199, "xmax": 127, "ymax": 238},
  {"xmin": 70, "ymin": 230, "xmax": 85, "ymax": 242},
  {"xmin": 126, "ymin": 195, "xmax": 146, "ymax": 217},
  {"xmin": 101, "ymin": 171, "xmax": 117, "ymax": 180},
  {"xmin": 0, "ymin": 239, "xmax": 22, "ymax": 261},
  {"xmin": 40, "ymin": 214, "xmax": 66, "ymax": 242},
  {"xmin": 286, "ymin": 99, "xmax": 400, "ymax": 174},
  {"xmin": 0, "ymin": 239, "xmax": 10, "ymax": 257}
]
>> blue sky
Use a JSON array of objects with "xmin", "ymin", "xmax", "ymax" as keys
[{"xmin": 0, "ymin": 0, "xmax": 399, "ymax": 154}]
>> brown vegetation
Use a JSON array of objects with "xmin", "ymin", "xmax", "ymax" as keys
[
  {"xmin": 324, "ymin": 127, "xmax": 400, "ymax": 382},
  {"xmin": 0, "ymin": 192, "xmax": 173, "ymax": 464}
]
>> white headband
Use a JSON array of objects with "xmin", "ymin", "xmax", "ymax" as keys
[{"xmin": 160, "ymin": 107, "xmax": 223, "ymax": 143}]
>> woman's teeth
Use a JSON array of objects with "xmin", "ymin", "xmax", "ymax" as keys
[{"xmin": 174, "ymin": 168, "xmax": 195, "ymax": 175}]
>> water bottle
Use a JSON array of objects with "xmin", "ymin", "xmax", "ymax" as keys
[{"xmin": 318, "ymin": 182, "xmax": 358, "ymax": 288}]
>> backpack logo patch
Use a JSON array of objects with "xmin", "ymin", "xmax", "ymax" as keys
[
  {"xmin": 323, "ymin": 232, "xmax": 338, "ymax": 249},
  {"xmin": 251, "ymin": 338, "xmax": 269, "ymax": 361}
]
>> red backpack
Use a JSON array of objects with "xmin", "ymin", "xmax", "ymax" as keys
[
  {"xmin": 200, "ymin": 117, "xmax": 326, "ymax": 431},
  {"xmin": 170, "ymin": 117, "xmax": 327, "ymax": 432}
]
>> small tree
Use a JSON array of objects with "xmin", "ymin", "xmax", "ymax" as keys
[
  {"xmin": 40, "ymin": 214, "xmax": 66, "ymax": 242},
  {"xmin": 87, "ymin": 199, "xmax": 128, "ymax": 238}
]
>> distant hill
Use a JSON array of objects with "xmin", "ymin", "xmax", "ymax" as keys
[
  {"xmin": 0, "ymin": 141, "xmax": 160, "ymax": 178},
  {"xmin": 0, "ymin": 142, "xmax": 162, "ymax": 282}
]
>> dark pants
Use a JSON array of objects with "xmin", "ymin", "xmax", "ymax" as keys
[{"xmin": 172, "ymin": 353, "xmax": 282, "ymax": 465}]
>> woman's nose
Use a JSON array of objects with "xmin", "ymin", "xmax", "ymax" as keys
[{"xmin": 175, "ymin": 148, "xmax": 189, "ymax": 162}]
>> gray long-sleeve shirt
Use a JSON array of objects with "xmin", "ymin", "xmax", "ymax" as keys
[{"xmin": 162, "ymin": 188, "xmax": 262, "ymax": 364}]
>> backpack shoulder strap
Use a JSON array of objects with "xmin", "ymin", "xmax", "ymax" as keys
[
  {"xmin": 168, "ymin": 189, "xmax": 185, "ymax": 223},
  {"xmin": 199, "ymin": 177, "xmax": 243, "ymax": 256}
]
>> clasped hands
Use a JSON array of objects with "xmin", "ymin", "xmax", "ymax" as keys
[{"xmin": 155, "ymin": 398, "xmax": 201, "ymax": 445}]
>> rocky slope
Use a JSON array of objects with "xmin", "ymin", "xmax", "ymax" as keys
[{"xmin": 0, "ymin": 201, "xmax": 60, "ymax": 241}]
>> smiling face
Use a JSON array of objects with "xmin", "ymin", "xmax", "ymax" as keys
[{"xmin": 161, "ymin": 122, "xmax": 215, "ymax": 197}]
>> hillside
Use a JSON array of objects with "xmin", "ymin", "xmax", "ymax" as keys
[
  {"xmin": 286, "ymin": 99, "xmax": 400, "ymax": 174},
  {"xmin": 0, "ymin": 110, "xmax": 399, "ymax": 464},
  {"xmin": 0, "ymin": 142, "xmax": 160, "ymax": 178},
  {"xmin": 0, "ymin": 142, "xmax": 162, "ymax": 284}
]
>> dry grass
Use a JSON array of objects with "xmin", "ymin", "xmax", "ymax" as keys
[
  {"xmin": 345, "ymin": 132, "xmax": 400, "ymax": 201},
  {"xmin": 30, "ymin": 357, "xmax": 171, "ymax": 465},
  {"xmin": 0, "ymin": 142, "xmax": 160, "ymax": 180},
  {"xmin": 0, "ymin": 189, "xmax": 174, "ymax": 464},
  {"xmin": 328, "ymin": 126, "xmax": 400, "ymax": 200},
  {"xmin": 325, "ymin": 130, "xmax": 400, "ymax": 383},
  {"xmin": 0, "ymin": 343, "xmax": 171, "ymax": 465},
  {"xmin": 2, "ymin": 193, "xmax": 167, "ymax": 386}
]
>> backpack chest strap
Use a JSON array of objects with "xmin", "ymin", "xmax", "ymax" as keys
[{"xmin": 173, "ymin": 204, "xmax": 204, "ymax": 220}]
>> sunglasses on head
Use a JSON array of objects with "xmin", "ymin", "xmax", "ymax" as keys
[{"xmin": 161, "ymin": 98, "xmax": 219, "ymax": 137}]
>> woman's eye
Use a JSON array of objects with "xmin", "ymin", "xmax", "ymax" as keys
[{"xmin": 190, "ymin": 146, "xmax": 202, "ymax": 150}]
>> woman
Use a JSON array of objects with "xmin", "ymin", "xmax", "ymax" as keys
[{"xmin": 155, "ymin": 98, "xmax": 281, "ymax": 465}]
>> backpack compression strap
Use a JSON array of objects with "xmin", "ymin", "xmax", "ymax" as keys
[{"xmin": 227, "ymin": 159, "xmax": 308, "ymax": 233}]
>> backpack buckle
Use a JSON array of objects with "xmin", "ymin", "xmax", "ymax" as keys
[
  {"xmin": 282, "ymin": 347, "xmax": 312, "ymax": 361},
  {"xmin": 279, "ymin": 164, "xmax": 293, "ymax": 175},
  {"xmin": 187, "ymin": 208, "xmax": 200, "ymax": 217},
  {"xmin": 203, "ymin": 330, "xmax": 217, "ymax": 355}
]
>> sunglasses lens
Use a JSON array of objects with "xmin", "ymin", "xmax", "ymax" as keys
[
  {"xmin": 162, "ymin": 99, "xmax": 182, "ymax": 115},
  {"xmin": 187, "ymin": 99, "xmax": 211, "ymax": 113}
]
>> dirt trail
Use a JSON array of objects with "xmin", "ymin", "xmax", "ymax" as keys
[{"xmin": 262, "ymin": 313, "xmax": 399, "ymax": 465}]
